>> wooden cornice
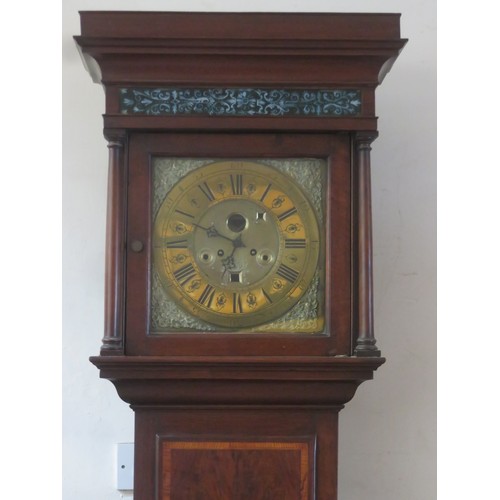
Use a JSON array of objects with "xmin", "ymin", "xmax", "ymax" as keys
[{"xmin": 75, "ymin": 11, "xmax": 407, "ymax": 133}]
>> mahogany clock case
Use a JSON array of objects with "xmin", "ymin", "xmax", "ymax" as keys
[
  {"xmin": 126, "ymin": 132, "xmax": 351, "ymax": 357},
  {"xmin": 75, "ymin": 11, "xmax": 407, "ymax": 500}
]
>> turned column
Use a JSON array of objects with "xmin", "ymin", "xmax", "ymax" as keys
[
  {"xmin": 354, "ymin": 132, "xmax": 381, "ymax": 357},
  {"xmin": 101, "ymin": 130, "xmax": 127, "ymax": 354}
]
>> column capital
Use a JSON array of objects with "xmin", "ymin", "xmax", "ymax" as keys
[
  {"xmin": 354, "ymin": 130, "xmax": 378, "ymax": 142},
  {"xmin": 104, "ymin": 128, "xmax": 127, "ymax": 145}
]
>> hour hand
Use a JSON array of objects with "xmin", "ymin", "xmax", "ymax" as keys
[{"xmin": 231, "ymin": 234, "xmax": 245, "ymax": 248}]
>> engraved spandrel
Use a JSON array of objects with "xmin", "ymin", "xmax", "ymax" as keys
[
  {"xmin": 256, "ymin": 271, "xmax": 322, "ymax": 333},
  {"xmin": 152, "ymin": 158, "xmax": 215, "ymax": 218},
  {"xmin": 151, "ymin": 270, "xmax": 217, "ymax": 332},
  {"xmin": 264, "ymin": 158, "xmax": 325, "ymax": 224}
]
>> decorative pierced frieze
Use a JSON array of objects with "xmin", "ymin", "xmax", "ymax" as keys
[{"xmin": 120, "ymin": 88, "xmax": 362, "ymax": 117}]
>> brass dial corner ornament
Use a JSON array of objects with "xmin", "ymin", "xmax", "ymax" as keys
[{"xmin": 153, "ymin": 160, "xmax": 321, "ymax": 329}]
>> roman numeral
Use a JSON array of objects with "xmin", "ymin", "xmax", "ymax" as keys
[
  {"xmin": 276, "ymin": 263, "xmax": 299, "ymax": 283},
  {"xmin": 230, "ymin": 174, "xmax": 243, "ymax": 195},
  {"xmin": 232, "ymin": 293, "xmax": 243, "ymax": 313},
  {"xmin": 175, "ymin": 209, "xmax": 194, "ymax": 219},
  {"xmin": 260, "ymin": 183, "xmax": 272, "ymax": 202},
  {"xmin": 173, "ymin": 263, "xmax": 197, "ymax": 286},
  {"xmin": 198, "ymin": 182, "xmax": 215, "ymax": 201},
  {"xmin": 166, "ymin": 239, "xmax": 188, "ymax": 248},
  {"xmin": 198, "ymin": 284, "xmax": 216, "ymax": 308},
  {"xmin": 262, "ymin": 288, "xmax": 273, "ymax": 304},
  {"xmin": 285, "ymin": 238, "xmax": 306, "ymax": 249},
  {"xmin": 278, "ymin": 207, "xmax": 297, "ymax": 222}
]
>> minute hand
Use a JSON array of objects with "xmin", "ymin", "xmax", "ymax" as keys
[{"xmin": 191, "ymin": 222, "xmax": 241, "ymax": 244}]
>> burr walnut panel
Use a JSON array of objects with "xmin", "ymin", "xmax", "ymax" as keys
[{"xmin": 161, "ymin": 440, "xmax": 311, "ymax": 500}]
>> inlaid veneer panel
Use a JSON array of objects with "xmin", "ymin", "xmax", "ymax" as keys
[{"xmin": 160, "ymin": 440, "xmax": 312, "ymax": 500}]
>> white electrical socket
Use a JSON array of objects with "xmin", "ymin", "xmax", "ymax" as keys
[{"xmin": 117, "ymin": 443, "xmax": 134, "ymax": 490}]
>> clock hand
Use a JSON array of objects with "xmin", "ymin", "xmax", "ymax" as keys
[
  {"xmin": 221, "ymin": 235, "xmax": 247, "ymax": 278},
  {"xmin": 192, "ymin": 222, "xmax": 246, "ymax": 247},
  {"xmin": 231, "ymin": 234, "xmax": 245, "ymax": 249},
  {"xmin": 192, "ymin": 222, "xmax": 246, "ymax": 278},
  {"xmin": 191, "ymin": 222, "xmax": 234, "ymax": 243}
]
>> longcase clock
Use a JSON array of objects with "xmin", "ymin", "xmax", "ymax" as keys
[{"xmin": 75, "ymin": 11, "xmax": 406, "ymax": 499}]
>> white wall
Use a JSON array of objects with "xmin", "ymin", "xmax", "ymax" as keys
[{"xmin": 62, "ymin": 1, "xmax": 436, "ymax": 499}]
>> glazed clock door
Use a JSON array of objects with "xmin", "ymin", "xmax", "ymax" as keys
[{"xmin": 125, "ymin": 132, "xmax": 353, "ymax": 357}]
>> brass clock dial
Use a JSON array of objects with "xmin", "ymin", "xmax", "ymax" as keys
[{"xmin": 153, "ymin": 161, "xmax": 320, "ymax": 329}]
